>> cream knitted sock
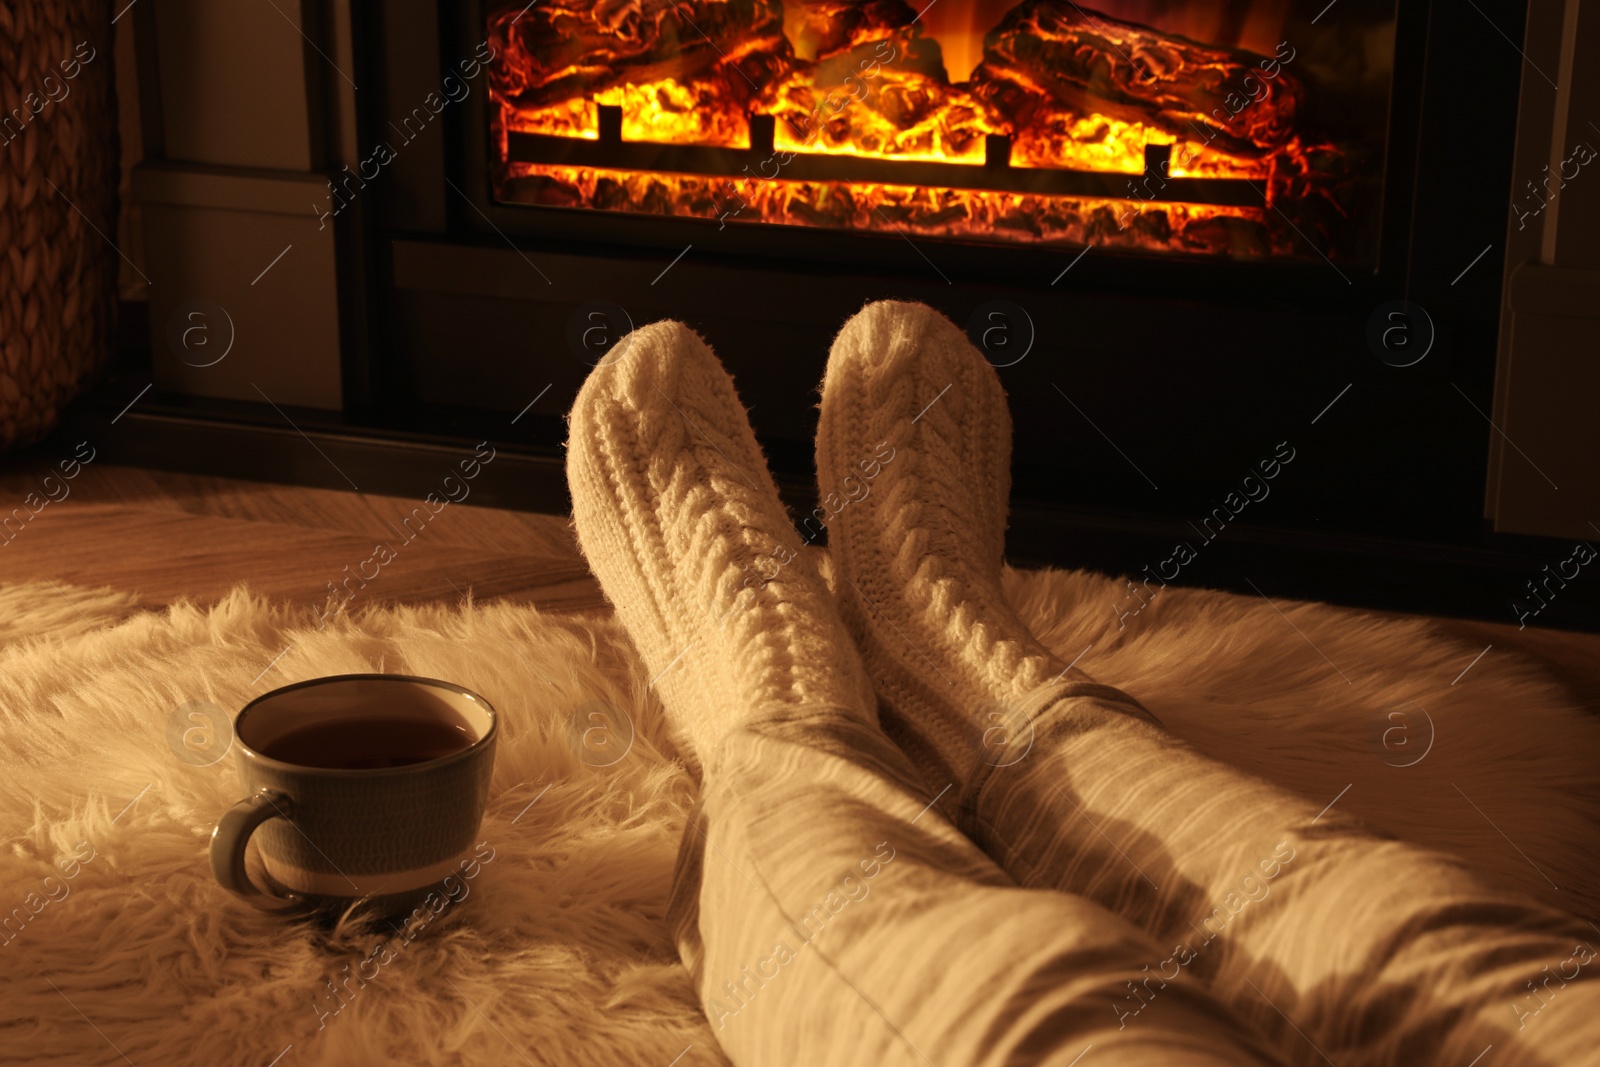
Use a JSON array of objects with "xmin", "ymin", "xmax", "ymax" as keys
[
  {"xmin": 817, "ymin": 300, "xmax": 1158, "ymax": 794},
  {"xmin": 566, "ymin": 320, "xmax": 878, "ymax": 774}
]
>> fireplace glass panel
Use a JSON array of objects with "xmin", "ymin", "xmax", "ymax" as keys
[{"xmin": 485, "ymin": 0, "xmax": 1397, "ymax": 262}]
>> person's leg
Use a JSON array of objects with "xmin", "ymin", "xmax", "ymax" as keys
[
  {"xmin": 567, "ymin": 320, "xmax": 1284, "ymax": 1067},
  {"xmin": 818, "ymin": 300, "xmax": 1600, "ymax": 1067}
]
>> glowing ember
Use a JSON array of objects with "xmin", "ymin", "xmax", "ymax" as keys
[
  {"xmin": 485, "ymin": 0, "xmax": 1352, "ymax": 258},
  {"xmin": 502, "ymin": 160, "xmax": 1282, "ymax": 254}
]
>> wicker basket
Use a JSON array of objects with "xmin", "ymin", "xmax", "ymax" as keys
[{"xmin": 0, "ymin": 1, "xmax": 119, "ymax": 452}]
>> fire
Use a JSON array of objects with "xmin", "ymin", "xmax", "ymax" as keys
[
  {"xmin": 502, "ymin": 160, "xmax": 1283, "ymax": 254},
  {"xmin": 486, "ymin": 0, "xmax": 1346, "ymax": 258}
]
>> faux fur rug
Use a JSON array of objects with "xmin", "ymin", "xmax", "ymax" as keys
[{"xmin": 2, "ymin": 564, "xmax": 1597, "ymax": 1067}]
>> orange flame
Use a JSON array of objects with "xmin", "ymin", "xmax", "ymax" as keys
[{"xmin": 487, "ymin": 1, "xmax": 1338, "ymax": 257}]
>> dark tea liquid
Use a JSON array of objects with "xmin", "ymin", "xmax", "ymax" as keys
[{"xmin": 262, "ymin": 716, "xmax": 474, "ymax": 769}]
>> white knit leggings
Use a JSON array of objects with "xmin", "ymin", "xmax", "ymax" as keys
[
  {"xmin": 670, "ymin": 698, "xmax": 1600, "ymax": 1066},
  {"xmin": 932, "ymin": 687, "xmax": 1600, "ymax": 1067}
]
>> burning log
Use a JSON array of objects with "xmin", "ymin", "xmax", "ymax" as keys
[
  {"xmin": 487, "ymin": 0, "xmax": 792, "ymax": 112},
  {"xmin": 972, "ymin": 1, "xmax": 1303, "ymax": 157},
  {"xmin": 768, "ymin": 31, "xmax": 995, "ymax": 161}
]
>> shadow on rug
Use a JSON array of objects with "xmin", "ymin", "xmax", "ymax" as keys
[{"xmin": 0, "ymin": 566, "xmax": 1596, "ymax": 1066}]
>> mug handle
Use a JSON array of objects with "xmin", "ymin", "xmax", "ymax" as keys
[{"xmin": 210, "ymin": 789, "xmax": 301, "ymax": 911}]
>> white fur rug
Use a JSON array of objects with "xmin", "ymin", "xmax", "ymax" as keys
[{"xmin": 2, "ymin": 564, "xmax": 1597, "ymax": 1067}]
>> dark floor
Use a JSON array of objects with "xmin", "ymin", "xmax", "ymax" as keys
[{"xmin": 3, "ymin": 459, "xmax": 1598, "ymax": 710}]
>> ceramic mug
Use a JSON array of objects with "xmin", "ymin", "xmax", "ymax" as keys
[{"xmin": 209, "ymin": 674, "xmax": 497, "ymax": 917}]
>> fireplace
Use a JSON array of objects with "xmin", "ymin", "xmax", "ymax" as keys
[
  {"xmin": 382, "ymin": 0, "xmax": 1465, "ymax": 530},
  {"xmin": 106, "ymin": 0, "xmax": 1600, "ymax": 627},
  {"xmin": 482, "ymin": 0, "xmax": 1383, "ymax": 263}
]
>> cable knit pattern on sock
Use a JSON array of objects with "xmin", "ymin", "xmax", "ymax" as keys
[
  {"xmin": 566, "ymin": 321, "xmax": 877, "ymax": 773},
  {"xmin": 817, "ymin": 300, "xmax": 1155, "ymax": 792}
]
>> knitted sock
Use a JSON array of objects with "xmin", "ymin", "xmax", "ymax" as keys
[
  {"xmin": 567, "ymin": 321, "xmax": 878, "ymax": 774},
  {"xmin": 816, "ymin": 300, "xmax": 1159, "ymax": 795}
]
